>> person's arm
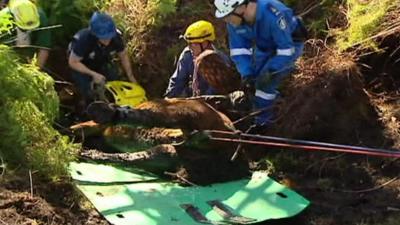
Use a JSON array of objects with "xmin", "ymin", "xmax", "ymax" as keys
[
  {"xmin": 68, "ymin": 51, "xmax": 105, "ymax": 84},
  {"xmin": 164, "ymin": 49, "xmax": 192, "ymax": 98},
  {"xmin": 118, "ymin": 49, "xmax": 137, "ymax": 83},
  {"xmin": 260, "ymin": 10, "xmax": 298, "ymax": 75},
  {"xmin": 227, "ymin": 24, "xmax": 254, "ymax": 78},
  {"xmin": 33, "ymin": 9, "xmax": 51, "ymax": 68},
  {"xmin": 37, "ymin": 49, "xmax": 49, "ymax": 69}
]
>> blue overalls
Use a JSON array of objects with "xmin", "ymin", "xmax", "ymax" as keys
[
  {"xmin": 227, "ymin": 0, "xmax": 304, "ymax": 125},
  {"xmin": 164, "ymin": 47, "xmax": 216, "ymax": 98},
  {"xmin": 68, "ymin": 28, "xmax": 125, "ymax": 101}
]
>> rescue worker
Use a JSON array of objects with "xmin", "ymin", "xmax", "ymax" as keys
[
  {"xmin": 164, "ymin": 20, "xmax": 229, "ymax": 97},
  {"xmin": 214, "ymin": 0, "xmax": 306, "ymax": 130},
  {"xmin": 0, "ymin": 0, "xmax": 51, "ymax": 69},
  {"xmin": 68, "ymin": 12, "xmax": 138, "ymax": 106}
]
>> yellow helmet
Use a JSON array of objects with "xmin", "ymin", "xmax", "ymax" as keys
[
  {"xmin": 9, "ymin": 0, "xmax": 40, "ymax": 30},
  {"xmin": 183, "ymin": 20, "xmax": 215, "ymax": 43},
  {"xmin": 105, "ymin": 81, "xmax": 147, "ymax": 108}
]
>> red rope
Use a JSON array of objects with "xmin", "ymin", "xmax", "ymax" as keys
[
  {"xmin": 208, "ymin": 137, "xmax": 400, "ymax": 158},
  {"xmin": 207, "ymin": 130, "xmax": 398, "ymax": 154}
]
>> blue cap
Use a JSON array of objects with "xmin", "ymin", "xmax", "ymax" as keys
[{"xmin": 89, "ymin": 12, "xmax": 117, "ymax": 39}]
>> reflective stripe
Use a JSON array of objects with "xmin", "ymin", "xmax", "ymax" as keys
[
  {"xmin": 277, "ymin": 48, "xmax": 295, "ymax": 56},
  {"xmin": 255, "ymin": 90, "xmax": 277, "ymax": 100},
  {"xmin": 230, "ymin": 48, "xmax": 253, "ymax": 56}
]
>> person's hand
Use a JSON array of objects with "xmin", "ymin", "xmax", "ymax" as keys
[
  {"xmin": 90, "ymin": 73, "xmax": 107, "ymax": 100},
  {"xmin": 240, "ymin": 76, "xmax": 255, "ymax": 97},
  {"xmin": 127, "ymin": 75, "xmax": 138, "ymax": 84},
  {"xmin": 92, "ymin": 72, "xmax": 106, "ymax": 85}
]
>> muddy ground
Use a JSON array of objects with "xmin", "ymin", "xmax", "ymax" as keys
[
  {"xmin": 0, "ymin": 173, "xmax": 108, "ymax": 225},
  {"xmin": 3, "ymin": 44, "xmax": 400, "ymax": 225},
  {"xmin": 1, "ymin": 152, "xmax": 399, "ymax": 225},
  {"xmin": 2, "ymin": 1, "xmax": 400, "ymax": 225}
]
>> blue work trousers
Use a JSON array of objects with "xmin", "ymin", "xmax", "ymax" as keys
[
  {"xmin": 253, "ymin": 43, "xmax": 304, "ymax": 126},
  {"xmin": 71, "ymin": 63, "xmax": 119, "ymax": 102}
]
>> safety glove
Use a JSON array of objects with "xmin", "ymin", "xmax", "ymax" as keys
[{"xmin": 240, "ymin": 76, "xmax": 256, "ymax": 97}]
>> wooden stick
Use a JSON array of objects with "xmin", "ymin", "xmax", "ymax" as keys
[
  {"xmin": 0, "ymin": 156, "xmax": 5, "ymax": 177},
  {"xmin": 29, "ymin": 170, "xmax": 33, "ymax": 199},
  {"xmin": 164, "ymin": 172, "xmax": 198, "ymax": 187}
]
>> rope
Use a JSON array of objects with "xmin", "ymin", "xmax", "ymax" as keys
[
  {"xmin": 206, "ymin": 130, "xmax": 400, "ymax": 158},
  {"xmin": 209, "ymin": 136, "xmax": 400, "ymax": 158},
  {"xmin": 208, "ymin": 130, "xmax": 398, "ymax": 153}
]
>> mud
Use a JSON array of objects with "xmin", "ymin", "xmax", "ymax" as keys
[
  {"xmin": 0, "ymin": 175, "xmax": 108, "ymax": 225},
  {"xmin": 268, "ymin": 42, "xmax": 387, "ymax": 149},
  {"xmin": 4, "ymin": 1, "xmax": 400, "ymax": 224},
  {"xmin": 80, "ymin": 130, "xmax": 250, "ymax": 186}
]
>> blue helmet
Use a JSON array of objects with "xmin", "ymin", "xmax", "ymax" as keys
[{"xmin": 89, "ymin": 12, "xmax": 117, "ymax": 39}]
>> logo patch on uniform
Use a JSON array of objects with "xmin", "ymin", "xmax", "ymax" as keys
[
  {"xmin": 236, "ymin": 29, "xmax": 247, "ymax": 34},
  {"xmin": 89, "ymin": 52, "xmax": 95, "ymax": 59},
  {"xmin": 278, "ymin": 17, "xmax": 287, "ymax": 30}
]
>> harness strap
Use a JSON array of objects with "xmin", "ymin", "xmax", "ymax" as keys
[{"xmin": 207, "ymin": 200, "xmax": 257, "ymax": 224}]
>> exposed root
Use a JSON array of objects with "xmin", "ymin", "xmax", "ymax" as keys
[
  {"xmin": 369, "ymin": 95, "xmax": 400, "ymax": 148},
  {"xmin": 334, "ymin": 176, "xmax": 399, "ymax": 193}
]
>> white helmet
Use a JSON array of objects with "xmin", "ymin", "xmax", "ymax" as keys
[{"xmin": 214, "ymin": 0, "xmax": 246, "ymax": 18}]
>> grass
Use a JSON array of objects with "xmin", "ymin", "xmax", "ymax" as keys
[
  {"xmin": 107, "ymin": 0, "xmax": 177, "ymax": 61},
  {"xmin": 336, "ymin": 0, "xmax": 398, "ymax": 51}
]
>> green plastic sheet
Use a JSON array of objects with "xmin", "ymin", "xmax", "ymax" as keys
[
  {"xmin": 70, "ymin": 162, "xmax": 309, "ymax": 224},
  {"xmin": 69, "ymin": 162, "xmax": 158, "ymax": 183}
]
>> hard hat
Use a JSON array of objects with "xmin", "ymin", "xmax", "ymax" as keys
[
  {"xmin": 183, "ymin": 20, "xmax": 215, "ymax": 44},
  {"xmin": 105, "ymin": 81, "xmax": 147, "ymax": 108},
  {"xmin": 9, "ymin": 0, "xmax": 39, "ymax": 30},
  {"xmin": 89, "ymin": 12, "xmax": 117, "ymax": 39},
  {"xmin": 214, "ymin": 0, "xmax": 246, "ymax": 18}
]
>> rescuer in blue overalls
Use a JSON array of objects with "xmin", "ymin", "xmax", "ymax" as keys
[
  {"xmin": 164, "ymin": 20, "xmax": 231, "ymax": 98},
  {"xmin": 214, "ymin": 0, "xmax": 307, "ymax": 132}
]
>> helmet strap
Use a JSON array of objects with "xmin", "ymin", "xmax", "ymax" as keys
[
  {"xmin": 200, "ymin": 41, "xmax": 209, "ymax": 52},
  {"xmin": 231, "ymin": 11, "xmax": 245, "ymax": 20}
]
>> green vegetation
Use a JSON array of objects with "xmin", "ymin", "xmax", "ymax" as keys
[
  {"xmin": 337, "ymin": 0, "xmax": 397, "ymax": 50},
  {"xmin": 306, "ymin": 0, "xmax": 339, "ymax": 37},
  {"xmin": 37, "ymin": 0, "xmax": 109, "ymax": 46},
  {"xmin": 107, "ymin": 0, "xmax": 177, "ymax": 60},
  {"xmin": 0, "ymin": 10, "xmax": 13, "ymax": 35},
  {"xmin": 0, "ymin": 45, "xmax": 78, "ymax": 179}
]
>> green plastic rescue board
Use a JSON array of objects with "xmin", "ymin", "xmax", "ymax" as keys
[
  {"xmin": 69, "ymin": 162, "xmax": 158, "ymax": 183},
  {"xmin": 69, "ymin": 162, "xmax": 309, "ymax": 224}
]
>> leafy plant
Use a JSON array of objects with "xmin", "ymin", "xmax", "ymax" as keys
[
  {"xmin": 37, "ymin": 0, "xmax": 110, "ymax": 46},
  {"xmin": 0, "ymin": 10, "xmax": 14, "ymax": 36},
  {"xmin": 0, "ymin": 45, "xmax": 78, "ymax": 179}
]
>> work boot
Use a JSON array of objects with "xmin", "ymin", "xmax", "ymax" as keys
[{"xmin": 86, "ymin": 101, "xmax": 118, "ymax": 124}]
